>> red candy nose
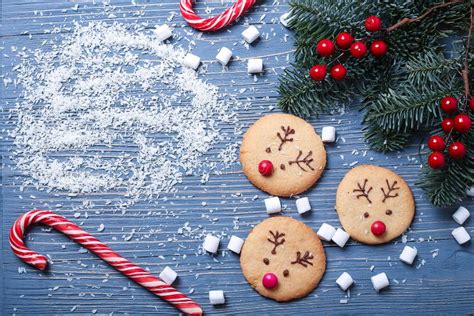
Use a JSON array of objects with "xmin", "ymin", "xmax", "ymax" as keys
[
  {"xmin": 371, "ymin": 220, "xmax": 386, "ymax": 236},
  {"xmin": 262, "ymin": 272, "xmax": 278, "ymax": 289},
  {"xmin": 258, "ymin": 160, "xmax": 274, "ymax": 176}
]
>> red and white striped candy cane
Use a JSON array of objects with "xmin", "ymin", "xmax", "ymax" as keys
[
  {"xmin": 180, "ymin": 0, "xmax": 257, "ymax": 32},
  {"xmin": 10, "ymin": 209, "xmax": 202, "ymax": 316}
]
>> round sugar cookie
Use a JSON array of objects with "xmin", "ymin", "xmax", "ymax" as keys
[
  {"xmin": 240, "ymin": 113, "xmax": 326, "ymax": 197},
  {"xmin": 336, "ymin": 165, "xmax": 415, "ymax": 244},
  {"xmin": 240, "ymin": 216, "xmax": 326, "ymax": 301}
]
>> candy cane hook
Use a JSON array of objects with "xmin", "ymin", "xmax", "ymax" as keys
[
  {"xmin": 9, "ymin": 209, "xmax": 202, "ymax": 316},
  {"xmin": 180, "ymin": 0, "xmax": 257, "ymax": 32}
]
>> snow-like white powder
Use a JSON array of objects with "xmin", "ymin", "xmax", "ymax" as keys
[{"xmin": 11, "ymin": 21, "xmax": 239, "ymax": 201}]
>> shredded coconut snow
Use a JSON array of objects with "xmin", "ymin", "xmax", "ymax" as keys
[{"xmin": 11, "ymin": 21, "xmax": 240, "ymax": 202}]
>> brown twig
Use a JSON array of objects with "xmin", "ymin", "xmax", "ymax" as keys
[
  {"xmin": 462, "ymin": 6, "xmax": 473, "ymax": 101},
  {"xmin": 385, "ymin": 0, "xmax": 464, "ymax": 33}
]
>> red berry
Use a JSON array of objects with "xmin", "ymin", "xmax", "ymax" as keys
[
  {"xmin": 428, "ymin": 135, "xmax": 446, "ymax": 151},
  {"xmin": 316, "ymin": 39, "xmax": 335, "ymax": 57},
  {"xmin": 370, "ymin": 40, "xmax": 388, "ymax": 57},
  {"xmin": 349, "ymin": 41, "xmax": 367, "ymax": 58},
  {"xmin": 336, "ymin": 32, "xmax": 354, "ymax": 48},
  {"xmin": 440, "ymin": 96, "xmax": 458, "ymax": 113},
  {"xmin": 428, "ymin": 152, "xmax": 445, "ymax": 169},
  {"xmin": 453, "ymin": 114, "xmax": 472, "ymax": 133},
  {"xmin": 441, "ymin": 118, "xmax": 454, "ymax": 133},
  {"xmin": 470, "ymin": 98, "xmax": 474, "ymax": 111},
  {"xmin": 449, "ymin": 142, "xmax": 466, "ymax": 159},
  {"xmin": 309, "ymin": 64, "xmax": 327, "ymax": 81},
  {"xmin": 330, "ymin": 64, "xmax": 347, "ymax": 80},
  {"xmin": 258, "ymin": 160, "xmax": 273, "ymax": 176},
  {"xmin": 262, "ymin": 273, "xmax": 278, "ymax": 289},
  {"xmin": 365, "ymin": 16, "xmax": 382, "ymax": 32},
  {"xmin": 371, "ymin": 221, "xmax": 386, "ymax": 236}
]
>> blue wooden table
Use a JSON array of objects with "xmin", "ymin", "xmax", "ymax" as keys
[{"xmin": 1, "ymin": 1, "xmax": 473, "ymax": 315}]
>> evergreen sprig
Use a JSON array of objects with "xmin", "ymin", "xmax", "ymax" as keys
[{"xmin": 279, "ymin": 0, "xmax": 473, "ymax": 207}]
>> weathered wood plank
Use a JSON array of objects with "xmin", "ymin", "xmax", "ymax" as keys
[{"xmin": 1, "ymin": 0, "xmax": 473, "ymax": 315}]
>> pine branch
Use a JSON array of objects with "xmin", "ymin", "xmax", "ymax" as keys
[
  {"xmin": 280, "ymin": 0, "xmax": 473, "ymax": 207},
  {"xmin": 278, "ymin": 65, "xmax": 362, "ymax": 117},
  {"xmin": 363, "ymin": 121, "xmax": 411, "ymax": 152},
  {"xmin": 363, "ymin": 85, "xmax": 453, "ymax": 133},
  {"xmin": 406, "ymin": 51, "xmax": 462, "ymax": 87}
]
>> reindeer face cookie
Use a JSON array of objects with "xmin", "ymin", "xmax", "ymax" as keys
[
  {"xmin": 240, "ymin": 113, "xmax": 326, "ymax": 197},
  {"xmin": 336, "ymin": 165, "xmax": 415, "ymax": 244},
  {"xmin": 240, "ymin": 216, "xmax": 326, "ymax": 301}
]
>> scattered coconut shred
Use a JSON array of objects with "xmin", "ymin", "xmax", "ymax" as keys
[{"xmin": 11, "ymin": 21, "xmax": 240, "ymax": 202}]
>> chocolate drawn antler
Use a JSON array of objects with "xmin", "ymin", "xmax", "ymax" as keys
[
  {"xmin": 291, "ymin": 251, "xmax": 313, "ymax": 267},
  {"xmin": 381, "ymin": 179, "xmax": 400, "ymax": 202},
  {"xmin": 267, "ymin": 230, "xmax": 285, "ymax": 255},
  {"xmin": 353, "ymin": 179, "xmax": 373, "ymax": 203},
  {"xmin": 277, "ymin": 126, "xmax": 295, "ymax": 151},
  {"xmin": 289, "ymin": 150, "xmax": 314, "ymax": 172}
]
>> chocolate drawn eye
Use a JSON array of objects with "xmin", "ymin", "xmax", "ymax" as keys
[
  {"xmin": 364, "ymin": 212, "xmax": 370, "ymax": 218},
  {"xmin": 385, "ymin": 209, "xmax": 393, "ymax": 215},
  {"xmin": 283, "ymin": 269, "xmax": 289, "ymax": 277},
  {"xmin": 263, "ymin": 258, "xmax": 270, "ymax": 265}
]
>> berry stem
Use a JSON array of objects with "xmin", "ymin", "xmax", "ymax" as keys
[
  {"xmin": 326, "ymin": 52, "xmax": 346, "ymax": 66},
  {"xmin": 385, "ymin": 0, "xmax": 465, "ymax": 33}
]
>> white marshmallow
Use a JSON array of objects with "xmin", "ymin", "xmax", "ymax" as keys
[
  {"xmin": 209, "ymin": 290, "xmax": 225, "ymax": 305},
  {"xmin": 321, "ymin": 126, "xmax": 336, "ymax": 143},
  {"xmin": 336, "ymin": 272, "xmax": 353, "ymax": 291},
  {"xmin": 183, "ymin": 53, "xmax": 201, "ymax": 70},
  {"xmin": 248, "ymin": 58, "xmax": 263, "ymax": 74},
  {"xmin": 296, "ymin": 197, "xmax": 311, "ymax": 214},
  {"xmin": 154, "ymin": 24, "xmax": 172, "ymax": 42},
  {"xmin": 466, "ymin": 186, "xmax": 474, "ymax": 197},
  {"xmin": 159, "ymin": 266, "xmax": 177, "ymax": 285},
  {"xmin": 399, "ymin": 245, "xmax": 417, "ymax": 265},
  {"xmin": 452, "ymin": 206, "xmax": 470, "ymax": 225},
  {"xmin": 317, "ymin": 223, "xmax": 336, "ymax": 241},
  {"xmin": 264, "ymin": 196, "xmax": 281, "ymax": 214},
  {"xmin": 203, "ymin": 234, "xmax": 220, "ymax": 253},
  {"xmin": 332, "ymin": 228, "xmax": 350, "ymax": 248},
  {"xmin": 452, "ymin": 227, "xmax": 471, "ymax": 245},
  {"xmin": 227, "ymin": 235, "xmax": 244, "ymax": 254},
  {"xmin": 279, "ymin": 12, "xmax": 291, "ymax": 27},
  {"xmin": 216, "ymin": 47, "xmax": 232, "ymax": 66},
  {"xmin": 241, "ymin": 26, "xmax": 260, "ymax": 44},
  {"xmin": 371, "ymin": 272, "xmax": 390, "ymax": 292}
]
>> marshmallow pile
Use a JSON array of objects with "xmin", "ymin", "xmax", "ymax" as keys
[
  {"xmin": 203, "ymin": 233, "xmax": 245, "ymax": 306},
  {"xmin": 451, "ymin": 206, "xmax": 471, "ymax": 245},
  {"xmin": 317, "ymin": 223, "xmax": 351, "ymax": 248},
  {"xmin": 155, "ymin": 24, "xmax": 266, "ymax": 73},
  {"xmin": 336, "ymin": 271, "xmax": 390, "ymax": 292},
  {"xmin": 203, "ymin": 234, "xmax": 245, "ymax": 255},
  {"xmin": 264, "ymin": 196, "xmax": 313, "ymax": 215}
]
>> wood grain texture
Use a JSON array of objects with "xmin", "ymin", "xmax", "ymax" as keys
[{"xmin": 1, "ymin": 0, "xmax": 473, "ymax": 315}]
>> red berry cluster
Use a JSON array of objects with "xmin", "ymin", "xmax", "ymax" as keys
[
  {"xmin": 427, "ymin": 97, "xmax": 473, "ymax": 169},
  {"xmin": 309, "ymin": 16, "xmax": 388, "ymax": 82}
]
